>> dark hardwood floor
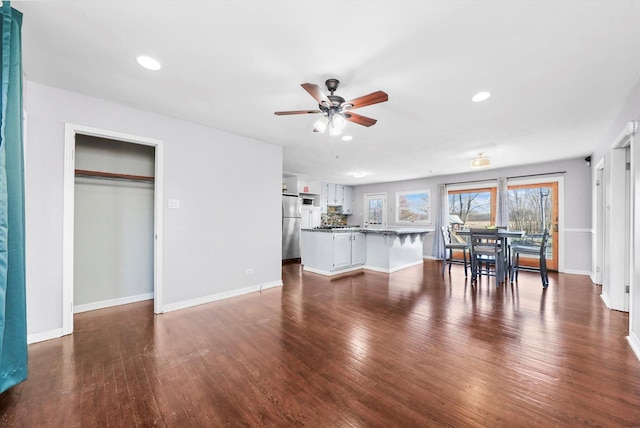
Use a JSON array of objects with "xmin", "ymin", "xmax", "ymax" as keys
[{"xmin": 2, "ymin": 260, "xmax": 639, "ymax": 426}]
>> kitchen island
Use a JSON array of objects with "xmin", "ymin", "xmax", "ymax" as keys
[{"xmin": 301, "ymin": 227, "xmax": 431, "ymax": 276}]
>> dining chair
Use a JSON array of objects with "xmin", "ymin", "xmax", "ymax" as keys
[
  {"xmin": 469, "ymin": 228, "xmax": 504, "ymax": 286},
  {"xmin": 510, "ymin": 229, "xmax": 549, "ymax": 287},
  {"xmin": 441, "ymin": 226, "xmax": 470, "ymax": 276}
]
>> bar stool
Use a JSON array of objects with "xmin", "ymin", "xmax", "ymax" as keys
[
  {"xmin": 441, "ymin": 226, "xmax": 470, "ymax": 276},
  {"xmin": 510, "ymin": 229, "xmax": 549, "ymax": 288}
]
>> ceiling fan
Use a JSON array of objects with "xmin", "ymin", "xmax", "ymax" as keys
[{"xmin": 274, "ymin": 78, "xmax": 388, "ymax": 135}]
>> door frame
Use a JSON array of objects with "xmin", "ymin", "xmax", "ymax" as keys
[
  {"xmin": 593, "ymin": 158, "xmax": 605, "ymax": 286},
  {"xmin": 600, "ymin": 122, "xmax": 636, "ymax": 312},
  {"xmin": 363, "ymin": 193, "xmax": 387, "ymax": 228},
  {"xmin": 506, "ymin": 180, "xmax": 560, "ymax": 271},
  {"xmin": 62, "ymin": 123, "xmax": 164, "ymax": 335}
]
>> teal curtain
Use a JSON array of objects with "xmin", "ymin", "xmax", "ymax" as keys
[{"xmin": 0, "ymin": 2, "xmax": 27, "ymax": 393}]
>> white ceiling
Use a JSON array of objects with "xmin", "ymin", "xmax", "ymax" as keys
[{"xmin": 15, "ymin": 1, "xmax": 640, "ymax": 185}]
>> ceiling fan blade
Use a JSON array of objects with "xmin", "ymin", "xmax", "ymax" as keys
[
  {"xmin": 274, "ymin": 109, "xmax": 322, "ymax": 115},
  {"xmin": 342, "ymin": 91, "xmax": 389, "ymax": 110},
  {"xmin": 301, "ymin": 83, "xmax": 332, "ymax": 107},
  {"xmin": 344, "ymin": 112, "xmax": 377, "ymax": 127}
]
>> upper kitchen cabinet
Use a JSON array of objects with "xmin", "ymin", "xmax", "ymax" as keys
[
  {"xmin": 335, "ymin": 185, "xmax": 345, "ymax": 207},
  {"xmin": 342, "ymin": 186, "xmax": 353, "ymax": 214},
  {"xmin": 320, "ymin": 182, "xmax": 354, "ymax": 213}
]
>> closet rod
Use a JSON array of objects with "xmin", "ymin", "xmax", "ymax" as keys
[{"xmin": 75, "ymin": 169, "xmax": 155, "ymax": 183}]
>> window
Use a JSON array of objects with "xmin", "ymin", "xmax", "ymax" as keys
[
  {"xmin": 448, "ymin": 187, "xmax": 496, "ymax": 229},
  {"xmin": 396, "ymin": 190, "xmax": 430, "ymax": 224}
]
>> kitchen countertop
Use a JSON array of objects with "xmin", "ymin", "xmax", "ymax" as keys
[{"xmin": 302, "ymin": 227, "xmax": 432, "ymax": 235}]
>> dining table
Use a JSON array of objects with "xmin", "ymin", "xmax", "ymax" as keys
[{"xmin": 454, "ymin": 229, "xmax": 526, "ymax": 281}]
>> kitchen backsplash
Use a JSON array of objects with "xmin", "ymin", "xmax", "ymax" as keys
[{"xmin": 322, "ymin": 206, "xmax": 347, "ymax": 226}]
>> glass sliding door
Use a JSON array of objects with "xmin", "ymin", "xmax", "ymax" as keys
[
  {"xmin": 447, "ymin": 181, "xmax": 559, "ymax": 271},
  {"xmin": 507, "ymin": 182, "xmax": 558, "ymax": 270}
]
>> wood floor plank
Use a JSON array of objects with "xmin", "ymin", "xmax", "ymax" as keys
[{"xmin": 1, "ymin": 260, "xmax": 640, "ymax": 426}]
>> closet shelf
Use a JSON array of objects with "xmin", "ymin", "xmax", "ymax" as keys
[{"xmin": 75, "ymin": 169, "xmax": 155, "ymax": 183}]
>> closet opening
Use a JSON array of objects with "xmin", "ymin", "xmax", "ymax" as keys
[{"xmin": 62, "ymin": 124, "xmax": 164, "ymax": 335}]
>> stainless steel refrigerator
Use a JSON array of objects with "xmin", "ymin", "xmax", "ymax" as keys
[{"xmin": 282, "ymin": 194, "xmax": 301, "ymax": 260}]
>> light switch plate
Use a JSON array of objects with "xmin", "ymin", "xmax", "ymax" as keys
[{"xmin": 168, "ymin": 199, "xmax": 180, "ymax": 209}]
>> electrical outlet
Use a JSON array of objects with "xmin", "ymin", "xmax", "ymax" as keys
[
  {"xmin": 168, "ymin": 199, "xmax": 180, "ymax": 209},
  {"xmin": 245, "ymin": 268, "xmax": 254, "ymax": 275}
]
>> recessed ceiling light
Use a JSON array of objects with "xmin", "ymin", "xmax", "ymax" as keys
[
  {"xmin": 342, "ymin": 135, "xmax": 353, "ymax": 141},
  {"xmin": 471, "ymin": 91, "xmax": 491, "ymax": 103},
  {"xmin": 352, "ymin": 171, "xmax": 366, "ymax": 178},
  {"xmin": 136, "ymin": 55, "xmax": 161, "ymax": 71}
]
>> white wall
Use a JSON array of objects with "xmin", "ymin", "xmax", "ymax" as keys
[
  {"xmin": 24, "ymin": 81, "xmax": 283, "ymax": 340},
  {"xmin": 349, "ymin": 157, "xmax": 592, "ymax": 274}
]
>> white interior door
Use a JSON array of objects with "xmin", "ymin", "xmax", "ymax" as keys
[{"xmin": 364, "ymin": 193, "xmax": 387, "ymax": 228}]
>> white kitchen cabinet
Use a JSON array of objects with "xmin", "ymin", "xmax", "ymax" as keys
[
  {"xmin": 342, "ymin": 186, "xmax": 353, "ymax": 214},
  {"xmin": 320, "ymin": 182, "xmax": 329, "ymax": 213},
  {"xmin": 332, "ymin": 233, "xmax": 352, "ymax": 269},
  {"xmin": 302, "ymin": 229, "xmax": 429, "ymax": 276},
  {"xmin": 319, "ymin": 182, "xmax": 354, "ymax": 212},
  {"xmin": 351, "ymin": 232, "xmax": 366, "ymax": 265},
  {"xmin": 301, "ymin": 206, "xmax": 321, "ymax": 229},
  {"xmin": 302, "ymin": 230, "xmax": 366, "ymax": 273},
  {"xmin": 335, "ymin": 185, "xmax": 345, "ymax": 207},
  {"xmin": 327, "ymin": 183, "xmax": 337, "ymax": 206}
]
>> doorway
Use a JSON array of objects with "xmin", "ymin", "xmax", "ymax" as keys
[
  {"xmin": 62, "ymin": 124, "xmax": 164, "ymax": 335},
  {"xmin": 364, "ymin": 193, "xmax": 387, "ymax": 227},
  {"xmin": 507, "ymin": 181, "xmax": 559, "ymax": 271},
  {"xmin": 598, "ymin": 123, "xmax": 635, "ymax": 312},
  {"xmin": 74, "ymin": 135, "xmax": 155, "ymax": 313}
]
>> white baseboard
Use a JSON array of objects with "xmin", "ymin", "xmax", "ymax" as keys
[
  {"xmin": 303, "ymin": 265, "xmax": 364, "ymax": 276},
  {"xmin": 162, "ymin": 280, "xmax": 283, "ymax": 313},
  {"xmin": 423, "ymin": 255, "xmax": 439, "ymax": 260},
  {"xmin": 74, "ymin": 292, "xmax": 154, "ymax": 314},
  {"xmin": 560, "ymin": 269, "xmax": 592, "ymax": 277},
  {"xmin": 28, "ymin": 328, "xmax": 64, "ymax": 344},
  {"xmin": 600, "ymin": 292, "xmax": 612, "ymax": 309},
  {"xmin": 364, "ymin": 260, "xmax": 424, "ymax": 274},
  {"xmin": 627, "ymin": 331, "xmax": 640, "ymax": 362}
]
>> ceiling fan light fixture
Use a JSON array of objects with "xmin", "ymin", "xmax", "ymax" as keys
[
  {"xmin": 314, "ymin": 116, "xmax": 328, "ymax": 133},
  {"xmin": 332, "ymin": 114, "xmax": 347, "ymax": 131},
  {"xmin": 471, "ymin": 153, "xmax": 491, "ymax": 168}
]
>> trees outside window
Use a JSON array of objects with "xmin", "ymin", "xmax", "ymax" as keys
[{"xmin": 396, "ymin": 190, "xmax": 430, "ymax": 223}]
